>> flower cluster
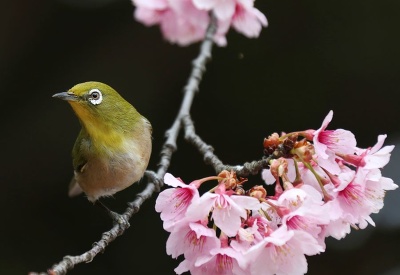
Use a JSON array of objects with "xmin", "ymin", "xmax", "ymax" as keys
[
  {"xmin": 131, "ymin": 0, "xmax": 267, "ymax": 46},
  {"xmin": 156, "ymin": 110, "xmax": 397, "ymax": 275}
]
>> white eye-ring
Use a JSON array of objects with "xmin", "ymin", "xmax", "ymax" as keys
[{"xmin": 88, "ymin": 88, "xmax": 103, "ymax": 105}]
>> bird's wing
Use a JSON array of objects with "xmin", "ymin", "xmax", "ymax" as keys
[
  {"xmin": 69, "ymin": 130, "xmax": 88, "ymax": 198},
  {"xmin": 68, "ymin": 160, "xmax": 87, "ymax": 197}
]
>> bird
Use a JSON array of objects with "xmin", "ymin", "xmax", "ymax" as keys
[{"xmin": 53, "ymin": 81, "xmax": 152, "ymax": 205}]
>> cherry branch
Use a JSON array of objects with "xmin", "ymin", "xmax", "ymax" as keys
[
  {"xmin": 30, "ymin": 171, "xmax": 162, "ymax": 275},
  {"xmin": 182, "ymin": 115, "xmax": 272, "ymax": 176}
]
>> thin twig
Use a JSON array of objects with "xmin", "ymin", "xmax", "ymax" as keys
[
  {"xmin": 43, "ymin": 176, "xmax": 160, "ymax": 275},
  {"xmin": 182, "ymin": 115, "xmax": 271, "ymax": 177}
]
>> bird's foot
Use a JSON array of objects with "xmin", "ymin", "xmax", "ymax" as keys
[
  {"xmin": 97, "ymin": 200, "xmax": 130, "ymax": 229},
  {"xmin": 106, "ymin": 210, "xmax": 130, "ymax": 229},
  {"xmin": 144, "ymin": 170, "xmax": 163, "ymax": 192}
]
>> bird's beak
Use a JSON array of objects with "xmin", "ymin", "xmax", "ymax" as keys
[{"xmin": 52, "ymin": 92, "xmax": 79, "ymax": 102}]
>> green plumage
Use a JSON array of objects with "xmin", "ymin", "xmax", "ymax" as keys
[{"xmin": 53, "ymin": 81, "xmax": 152, "ymax": 202}]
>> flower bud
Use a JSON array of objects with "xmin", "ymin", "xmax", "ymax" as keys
[{"xmin": 248, "ymin": 185, "xmax": 267, "ymax": 199}]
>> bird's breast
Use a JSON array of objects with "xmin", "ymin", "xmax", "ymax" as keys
[{"xmin": 75, "ymin": 130, "xmax": 152, "ymax": 202}]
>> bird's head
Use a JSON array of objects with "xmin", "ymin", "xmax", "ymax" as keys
[{"xmin": 53, "ymin": 81, "xmax": 143, "ymax": 145}]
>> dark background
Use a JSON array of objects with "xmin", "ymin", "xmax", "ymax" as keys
[{"xmin": 1, "ymin": 0, "xmax": 400, "ymax": 274}]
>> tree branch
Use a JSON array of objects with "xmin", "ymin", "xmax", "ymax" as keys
[{"xmin": 182, "ymin": 115, "xmax": 271, "ymax": 177}]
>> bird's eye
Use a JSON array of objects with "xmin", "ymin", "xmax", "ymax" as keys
[{"xmin": 88, "ymin": 89, "xmax": 103, "ymax": 105}]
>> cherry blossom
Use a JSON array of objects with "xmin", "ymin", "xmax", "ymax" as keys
[
  {"xmin": 156, "ymin": 111, "xmax": 397, "ymax": 275},
  {"xmin": 190, "ymin": 235, "xmax": 250, "ymax": 275},
  {"xmin": 186, "ymin": 183, "xmax": 261, "ymax": 237},
  {"xmin": 307, "ymin": 111, "xmax": 356, "ymax": 174},
  {"xmin": 155, "ymin": 173, "xmax": 200, "ymax": 231},
  {"xmin": 246, "ymin": 225, "xmax": 324, "ymax": 275},
  {"xmin": 131, "ymin": 0, "xmax": 267, "ymax": 46},
  {"xmin": 277, "ymin": 186, "xmax": 331, "ymax": 238},
  {"xmin": 166, "ymin": 220, "xmax": 219, "ymax": 259}
]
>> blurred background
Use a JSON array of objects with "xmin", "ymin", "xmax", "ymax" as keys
[{"xmin": 1, "ymin": 0, "xmax": 400, "ymax": 274}]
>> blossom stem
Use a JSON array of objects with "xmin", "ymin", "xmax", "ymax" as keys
[
  {"xmin": 303, "ymin": 161, "xmax": 330, "ymax": 201},
  {"xmin": 259, "ymin": 207, "xmax": 272, "ymax": 221}
]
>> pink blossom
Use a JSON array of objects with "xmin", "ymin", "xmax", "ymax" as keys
[
  {"xmin": 190, "ymin": 235, "xmax": 249, "ymax": 275},
  {"xmin": 246, "ymin": 225, "xmax": 324, "ymax": 275},
  {"xmin": 157, "ymin": 110, "xmax": 397, "ymax": 275},
  {"xmin": 172, "ymin": 225, "xmax": 250, "ymax": 275},
  {"xmin": 327, "ymin": 163, "xmax": 356, "ymax": 191},
  {"xmin": 193, "ymin": 0, "xmax": 236, "ymax": 20},
  {"xmin": 349, "ymin": 134, "xmax": 394, "ymax": 169},
  {"xmin": 310, "ymin": 110, "xmax": 357, "ymax": 174},
  {"xmin": 193, "ymin": 0, "xmax": 267, "ymax": 36},
  {"xmin": 133, "ymin": 0, "xmax": 218, "ymax": 46},
  {"xmin": 278, "ymin": 186, "xmax": 331, "ymax": 239},
  {"xmin": 186, "ymin": 183, "xmax": 261, "ymax": 237},
  {"xmin": 230, "ymin": 218, "xmax": 264, "ymax": 253},
  {"xmin": 355, "ymin": 168, "xmax": 397, "ymax": 225},
  {"xmin": 155, "ymin": 173, "xmax": 200, "ymax": 231},
  {"xmin": 325, "ymin": 166, "xmax": 398, "ymax": 239},
  {"xmin": 313, "ymin": 111, "xmax": 357, "ymax": 155},
  {"xmin": 166, "ymin": 220, "xmax": 220, "ymax": 260},
  {"xmin": 132, "ymin": 0, "xmax": 267, "ymax": 46},
  {"xmin": 132, "ymin": 0, "xmax": 167, "ymax": 25},
  {"xmin": 361, "ymin": 135, "xmax": 394, "ymax": 169},
  {"xmin": 231, "ymin": 1, "xmax": 268, "ymax": 37},
  {"xmin": 362, "ymin": 174, "xmax": 397, "ymax": 229}
]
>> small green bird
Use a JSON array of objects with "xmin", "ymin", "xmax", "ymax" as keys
[{"xmin": 53, "ymin": 81, "xmax": 152, "ymax": 203}]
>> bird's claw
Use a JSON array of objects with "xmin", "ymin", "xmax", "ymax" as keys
[{"xmin": 108, "ymin": 210, "xmax": 130, "ymax": 229}]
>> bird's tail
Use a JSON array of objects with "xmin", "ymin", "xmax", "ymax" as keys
[{"xmin": 68, "ymin": 177, "xmax": 83, "ymax": 197}]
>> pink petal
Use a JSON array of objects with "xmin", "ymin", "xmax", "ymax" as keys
[
  {"xmin": 155, "ymin": 188, "xmax": 176, "ymax": 213},
  {"xmin": 163, "ymin": 173, "xmax": 188, "ymax": 188},
  {"xmin": 231, "ymin": 195, "xmax": 261, "ymax": 211},
  {"xmin": 174, "ymin": 259, "xmax": 191, "ymax": 274},
  {"xmin": 364, "ymin": 145, "xmax": 394, "ymax": 169},
  {"xmin": 261, "ymin": 169, "xmax": 275, "ymax": 185},
  {"xmin": 132, "ymin": 0, "xmax": 168, "ymax": 9},
  {"xmin": 380, "ymin": 176, "xmax": 398, "ymax": 190},
  {"xmin": 186, "ymin": 192, "xmax": 216, "ymax": 220},
  {"xmin": 320, "ymin": 110, "xmax": 333, "ymax": 131},
  {"xmin": 212, "ymin": 206, "xmax": 243, "ymax": 236},
  {"xmin": 134, "ymin": 7, "xmax": 162, "ymax": 25},
  {"xmin": 213, "ymin": 0, "xmax": 236, "ymax": 21},
  {"xmin": 192, "ymin": 0, "xmax": 216, "ymax": 10},
  {"xmin": 370, "ymin": 134, "xmax": 387, "ymax": 154},
  {"xmin": 233, "ymin": 7, "xmax": 267, "ymax": 37}
]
